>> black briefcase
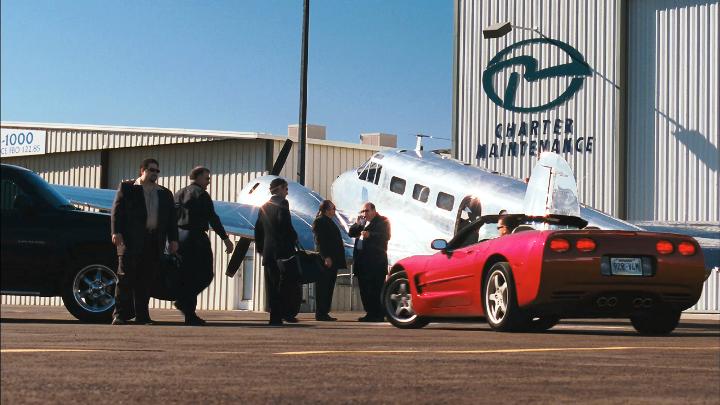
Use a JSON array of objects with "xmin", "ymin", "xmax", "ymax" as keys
[
  {"xmin": 149, "ymin": 253, "xmax": 182, "ymax": 300},
  {"xmin": 277, "ymin": 247, "xmax": 324, "ymax": 284}
]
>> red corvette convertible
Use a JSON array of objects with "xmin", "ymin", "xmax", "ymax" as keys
[{"xmin": 381, "ymin": 214, "xmax": 706, "ymax": 335}]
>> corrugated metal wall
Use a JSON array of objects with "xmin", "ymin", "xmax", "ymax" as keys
[
  {"xmin": 691, "ymin": 268, "xmax": 720, "ymax": 313},
  {"xmin": 455, "ymin": 0, "xmax": 621, "ymax": 215},
  {"xmin": 1, "ymin": 150, "xmax": 102, "ymax": 306},
  {"xmin": 627, "ymin": 0, "xmax": 719, "ymax": 222}
]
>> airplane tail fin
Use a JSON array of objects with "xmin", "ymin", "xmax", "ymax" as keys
[{"xmin": 523, "ymin": 152, "xmax": 580, "ymax": 217}]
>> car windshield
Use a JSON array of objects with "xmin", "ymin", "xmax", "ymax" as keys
[
  {"xmin": 24, "ymin": 170, "xmax": 77, "ymax": 210},
  {"xmin": 478, "ymin": 221, "xmax": 502, "ymax": 240},
  {"xmin": 450, "ymin": 213, "xmax": 588, "ymax": 249}
]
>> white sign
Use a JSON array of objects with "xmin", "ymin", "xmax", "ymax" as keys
[{"xmin": 1, "ymin": 128, "xmax": 46, "ymax": 157}]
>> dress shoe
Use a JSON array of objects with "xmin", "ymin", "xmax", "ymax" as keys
[
  {"xmin": 315, "ymin": 314, "xmax": 337, "ymax": 322},
  {"xmin": 185, "ymin": 314, "xmax": 206, "ymax": 326},
  {"xmin": 283, "ymin": 316, "xmax": 299, "ymax": 323},
  {"xmin": 135, "ymin": 318, "xmax": 155, "ymax": 325},
  {"xmin": 111, "ymin": 317, "xmax": 127, "ymax": 325},
  {"xmin": 268, "ymin": 320, "xmax": 284, "ymax": 326}
]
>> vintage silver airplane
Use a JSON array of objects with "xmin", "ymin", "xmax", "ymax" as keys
[{"xmin": 54, "ymin": 136, "xmax": 642, "ymax": 276}]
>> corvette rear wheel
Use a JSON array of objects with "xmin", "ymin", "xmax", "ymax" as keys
[
  {"xmin": 630, "ymin": 307, "xmax": 681, "ymax": 335},
  {"xmin": 382, "ymin": 271, "xmax": 429, "ymax": 329},
  {"xmin": 483, "ymin": 262, "xmax": 526, "ymax": 332}
]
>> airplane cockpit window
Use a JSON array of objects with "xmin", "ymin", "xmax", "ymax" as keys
[
  {"xmin": 356, "ymin": 158, "xmax": 371, "ymax": 178},
  {"xmin": 366, "ymin": 163, "xmax": 382, "ymax": 185},
  {"xmin": 390, "ymin": 176, "xmax": 406, "ymax": 195},
  {"xmin": 412, "ymin": 184, "xmax": 430, "ymax": 203},
  {"xmin": 358, "ymin": 161, "xmax": 382, "ymax": 185},
  {"xmin": 436, "ymin": 192, "xmax": 455, "ymax": 211}
]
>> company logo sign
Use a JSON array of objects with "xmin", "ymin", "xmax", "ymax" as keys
[
  {"xmin": 477, "ymin": 38, "xmax": 593, "ymax": 160},
  {"xmin": 482, "ymin": 38, "xmax": 591, "ymax": 113},
  {"xmin": 1, "ymin": 128, "xmax": 46, "ymax": 157}
]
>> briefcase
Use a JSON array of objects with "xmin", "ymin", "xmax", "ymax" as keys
[
  {"xmin": 149, "ymin": 253, "xmax": 183, "ymax": 300},
  {"xmin": 277, "ymin": 246, "xmax": 324, "ymax": 284}
]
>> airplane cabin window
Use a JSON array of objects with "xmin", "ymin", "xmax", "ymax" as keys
[
  {"xmin": 436, "ymin": 192, "xmax": 455, "ymax": 211},
  {"xmin": 412, "ymin": 184, "xmax": 430, "ymax": 203},
  {"xmin": 390, "ymin": 176, "xmax": 406, "ymax": 195}
]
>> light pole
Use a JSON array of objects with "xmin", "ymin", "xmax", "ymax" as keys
[{"xmin": 297, "ymin": 0, "xmax": 310, "ymax": 185}]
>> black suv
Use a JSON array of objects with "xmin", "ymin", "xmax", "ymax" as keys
[{"xmin": 1, "ymin": 164, "xmax": 117, "ymax": 322}]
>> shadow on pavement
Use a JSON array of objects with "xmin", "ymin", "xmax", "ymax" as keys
[{"xmin": 0, "ymin": 317, "xmax": 315, "ymax": 328}]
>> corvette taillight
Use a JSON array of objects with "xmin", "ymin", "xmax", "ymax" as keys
[
  {"xmin": 656, "ymin": 240, "xmax": 674, "ymax": 255},
  {"xmin": 549, "ymin": 238, "xmax": 570, "ymax": 252},
  {"xmin": 678, "ymin": 241, "xmax": 696, "ymax": 256},
  {"xmin": 576, "ymin": 238, "xmax": 596, "ymax": 252}
]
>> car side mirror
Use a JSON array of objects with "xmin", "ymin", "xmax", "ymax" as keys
[
  {"xmin": 13, "ymin": 194, "xmax": 35, "ymax": 215},
  {"xmin": 431, "ymin": 239, "xmax": 448, "ymax": 250}
]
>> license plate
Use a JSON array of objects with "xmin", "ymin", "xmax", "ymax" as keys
[{"xmin": 610, "ymin": 258, "xmax": 643, "ymax": 276}]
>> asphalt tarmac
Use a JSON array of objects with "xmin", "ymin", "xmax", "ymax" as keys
[{"xmin": 1, "ymin": 306, "xmax": 719, "ymax": 404}]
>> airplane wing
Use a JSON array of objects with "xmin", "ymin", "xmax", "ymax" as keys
[{"xmin": 53, "ymin": 184, "xmax": 319, "ymax": 249}]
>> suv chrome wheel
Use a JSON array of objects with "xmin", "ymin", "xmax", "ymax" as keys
[{"xmin": 72, "ymin": 264, "xmax": 117, "ymax": 313}]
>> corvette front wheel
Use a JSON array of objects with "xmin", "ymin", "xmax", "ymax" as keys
[
  {"xmin": 482, "ymin": 262, "xmax": 527, "ymax": 332},
  {"xmin": 382, "ymin": 271, "xmax": 429, "ymax": 329}
]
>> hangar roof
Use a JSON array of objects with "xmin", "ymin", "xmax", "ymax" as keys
[{"xmin": 0, "ymin": 121, "xmax": 383, "ymax": 153}]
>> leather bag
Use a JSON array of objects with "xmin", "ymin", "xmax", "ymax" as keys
[{"xmin": 277, "ymin": 245, "xmax": 324, "ymax": 284}]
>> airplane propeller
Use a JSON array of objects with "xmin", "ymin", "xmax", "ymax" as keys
[{"xmin": 226, "ymin": 138, "xmax": 295, "ymax": 278}]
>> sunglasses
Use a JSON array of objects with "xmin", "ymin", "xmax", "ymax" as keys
[
  {"xmin": 146, "ymin": 168, "xmax": 160, "ymax": 173},
  {"xmin": 359, "ymin": 209, "xmax": 370, "ymax": 213},
  {"xmin": 497, "ymin": 225, "xmax": 507, "ymax": 230}
]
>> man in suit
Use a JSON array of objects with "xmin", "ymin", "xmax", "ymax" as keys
[
  {"xmin": 349, "ymin": 202, "xmax": 391, "ymax": 322},
  {"xmin": 174, "ymin": 166, "xmax": 234, "ymax": 326},
  {"xmin": 254, "ymin": 177, "xmax": 300, "ymax": 326},
  {"xmin": 110, "ymin": 158, "xmax": 178, "ymax": 325}
]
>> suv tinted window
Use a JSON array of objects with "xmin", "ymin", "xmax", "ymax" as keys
[{"xmin": 0, "ymin": 178, "xmax": 22, "ymax": 211}]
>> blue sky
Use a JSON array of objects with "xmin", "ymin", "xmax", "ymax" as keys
[{"xmin": 1, "ymin": 0, "xmax": 453, "ymax": 150}]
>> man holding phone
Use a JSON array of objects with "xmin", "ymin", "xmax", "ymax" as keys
[{"xmin": 348, "ymin": 202, "xmax": 391, "ymax": 322}]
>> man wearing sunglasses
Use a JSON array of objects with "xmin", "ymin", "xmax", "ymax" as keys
[
  {"xmin": 349, "ymin": 202, "xmax": 391, "ymax": 322},
  {"xmin": 110, "ymin": 158, "xmax": 178, "ymax": 325},
  {"xmin": 497, "ymin": 215, "xmax": 517, "ymax": 237}
]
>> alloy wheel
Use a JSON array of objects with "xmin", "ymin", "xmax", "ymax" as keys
[{"xmin": 72, "ymin": 264, "xmax": 117, "ymax": 313}]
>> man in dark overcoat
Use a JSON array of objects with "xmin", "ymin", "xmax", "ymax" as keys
[
  {"xmin": 254, "ymin": 177, "xmax": 300, "ymax": 326},
  {"xmin": 312, "ymin": 200, "xmax": 347, "ymax": 321},
  {"xmin": 348, "ymin": 202, "xmax": 391, "ymax": 322},
  {"xmin": 174, "ymin": 166, "xmax": 234, "ymax": 325},
  {"xmin": 110, "ymin": 158, "xmax": 178, "ymax": 325}
]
